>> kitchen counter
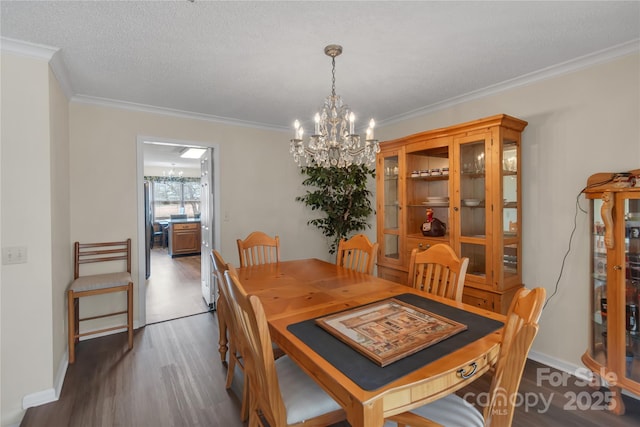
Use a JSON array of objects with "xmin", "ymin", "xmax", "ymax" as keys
[{"xmin": 167, "ymin": 220, "xmax": 201, "ymax": 257}]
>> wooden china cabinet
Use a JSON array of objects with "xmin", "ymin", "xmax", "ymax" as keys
[
  {"xmin": 376, "ymin": 114, "xmax": 527, "ymax": 314},
  {"xmin": 582, "ymin": 170, "xmax": 640, "ymax": 414}
]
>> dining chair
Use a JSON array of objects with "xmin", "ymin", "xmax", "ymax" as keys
[
  {"xmin": 384, "ymin": 286, "xmax": 546, "ymax": 427},
  {"xmin": 210, "ymin": 250, "xmax": 249, "ymax": 421},
  {"xmin": 407, "ymin": 243, "xmax": 469, "ymax": 302},
  {"xmin": 222, "ymin": 268, "xmax": 346, "ymax": 427},
  {"xmin": 336, "ymin": 233, "xmax": 379, "ymax": 274},
  {"xmin": 67, "ymin": 239, "xmax": 134, "ymax": 364},
  {"xmin": 151, "ymin": 222, "xmax": 165, "ymax": 248},
  {"xmin": 236, "ymin": 231, "xmax": 280, "ymax": 267}
]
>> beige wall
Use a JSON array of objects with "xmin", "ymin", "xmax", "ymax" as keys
[
  {"xmin": 48, "ymin": 66, "xmax": 71, "ymax": 394},
  {"xmin": 68, "ymin": 103, "xmax": 336, "ymax": 332},
  {"xmin": 376, "ymin": 53, "xmax": 640, "ymax": 370},
  {"xmin": 69, "ymin": 103, "xmax": 334, "ymax": 263},
  {"xmin": 2, "ymin": 47, "xmax": 638, "ymax": 426},
  {"xmin": 1, "ymin": 53, "xmax": 60, "ymax": 426}
]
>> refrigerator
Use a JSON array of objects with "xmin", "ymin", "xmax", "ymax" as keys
[{"xmin": 144, "ymin": 181, "xmax": 152, "ymax": 279}]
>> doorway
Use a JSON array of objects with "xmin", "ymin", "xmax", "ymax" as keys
[{"xmin": 136, "ymin": 137, "xmax": 220, "ymax": 326}]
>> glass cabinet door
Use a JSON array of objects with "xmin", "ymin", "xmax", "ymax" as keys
[
  {"xmin": 458, "ymin": 136, "xmax": 488, "ymax": 278},
  {"xmin": 502, "ymin": 138, "xmax": 519, "ymax": 282},
  {"xmin": 381, "ymin": 154, "xmax": 400, "ymax": 260},
  {"xmin": 624, "ymin": 196, "xmax": 640, "ymax": 382},
  {"xmin": 590, "ymin": 197, "xmax": 608, "ymax": 366}
]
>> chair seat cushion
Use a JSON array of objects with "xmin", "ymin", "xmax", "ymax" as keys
[
  {"xmin": 275, "ymin": 356, "xmax": 342, "ymax": 425},
  {"xmin": 384, "ymin": 393, "xmax": 484, "ymax": 427},
  {"xmin": 69, "ymin": 272, "xmax": 132, "ymax": 293}
]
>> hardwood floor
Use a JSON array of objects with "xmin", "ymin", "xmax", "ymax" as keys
[
  {"xmin": 146, "ymin": 247, "xmax": 210, "ymax": 324},
  {"xmin": 22, "ymin": 312, "xmax": 242, "ymax": 427},
  {"xmin": 22, "ymin": 312, "xmax": 640, "ymax": 426}
]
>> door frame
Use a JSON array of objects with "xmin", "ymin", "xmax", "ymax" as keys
[{"xmin": 135, "ymin": 135, "xmax": 221, "ymax": 326}]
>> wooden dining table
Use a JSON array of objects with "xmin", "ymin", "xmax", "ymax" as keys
[{"xmin": 233, "ymin": 258, "xmax": 505, "ymax": 427}]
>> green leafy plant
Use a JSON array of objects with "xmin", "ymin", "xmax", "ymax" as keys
[{"xmin": 296, "ymin": 164, "xmax": 376, "ymax": 254}]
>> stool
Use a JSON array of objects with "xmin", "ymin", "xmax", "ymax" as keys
[{"xmin": 67, "ymin": 239, "xmax": 134, "ymax": 364}]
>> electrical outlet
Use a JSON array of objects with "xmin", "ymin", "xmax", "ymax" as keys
[{"xmin": 2, "ymin": 246, "xmax": 28, "ymax": 265}]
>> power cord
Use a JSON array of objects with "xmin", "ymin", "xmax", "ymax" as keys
[{"xmin": 542, "ymin": 175, "xmax": 617, "ymax": 310}]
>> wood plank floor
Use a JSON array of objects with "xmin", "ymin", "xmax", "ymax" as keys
[
  {"xmin": 146, "ymin": 247, "xmax": 210, "ymax": 324},
  {"xmin": 22, "ymin": 311, "xmax": 640, "ymax": 426}
]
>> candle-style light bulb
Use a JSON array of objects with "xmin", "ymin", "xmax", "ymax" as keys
[
  {"xmin": 314, "ymin": 113, "xmax": 320, "ymax": 135},
  {"xmin": 294, "ymin": 120, "xmax": 300, "ymax": 139},
  {"xmin": 368, "ymin": 119, "xmax": 375, "ymax": 140},
  {"xmin": 349, "ymin": 112, "xmax": 355, "ymax": 135}
]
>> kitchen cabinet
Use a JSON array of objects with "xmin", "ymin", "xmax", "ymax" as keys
[
  {"xmin": 376, "ymin": 114, "xmax": 527, "ymax": 313},
  {"xmin": 168, "ymin": 221, "xmax": 201, "ymax": 257},
  {"xmin": 582, "ymin": 170, "xmax": 640, "ymax": 414}
]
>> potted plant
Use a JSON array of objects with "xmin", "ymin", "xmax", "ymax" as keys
[{"xmin": 296, "ymin": 164, "xmax": 376, "ymax": 254}]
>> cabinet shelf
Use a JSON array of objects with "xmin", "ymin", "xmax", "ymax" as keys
[
  {"xmin": 409, "ymin": 176, "xmax": 449, "ymax": 182},
  {"xmin": 409, "ymin": 203, "xmax": 449, "ymax": 208},
  {"xmin": 406, "ymin": 232, "xmax": 450, "ymax": 240}
]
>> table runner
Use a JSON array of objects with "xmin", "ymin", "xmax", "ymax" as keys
[{"xmin": 287, "ymin": 293, "xmax": 503, "ymax": 391}]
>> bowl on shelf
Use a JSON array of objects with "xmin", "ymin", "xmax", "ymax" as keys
[{"xmin": 462, "ymin": 198, "xmax": 482, "ymax": 207}]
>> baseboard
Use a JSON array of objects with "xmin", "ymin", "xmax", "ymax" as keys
[
  {"xmin": 22, "ymin": 388, "xmax": 57, "ymax": 409},
  {"xmin": 78, "ymin": 326, "xmax": 128, "ymax": 341},
  {"xmin": 529, "ymin": 350, "xmax": 639, "ymax": 400},
  {"xmin": 54, "ymin": 350, "xmax": 69, "ymax": 398},
  {"xmin": 528, "ymin": 350, "xmax": 592, "ymax": 381},
  {"xmin": 77, "ymin": 319, "xmax": 142, "ymax": 341},
  {"xmin": 21, "ymin": 355, "xmax": 68, "ymax": 409}
]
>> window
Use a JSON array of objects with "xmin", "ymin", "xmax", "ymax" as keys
[{"xmin": 148, "ymin": 177, "xmax": 201, "ymax": 220}]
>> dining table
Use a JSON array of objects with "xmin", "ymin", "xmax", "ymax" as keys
[{"xmin": 233, "ymin": 258, "xmax": 506, "ymax": 427}]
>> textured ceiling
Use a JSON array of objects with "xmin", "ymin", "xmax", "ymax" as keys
[{"xmin": 1, "ymin": 0, "xmax": 639, "ymax": 135}]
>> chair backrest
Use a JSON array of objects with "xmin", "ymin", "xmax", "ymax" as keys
[
  {"xmin": 210, "ymin": 249, "xmax": 227, "ymax": 283},
  {"xmin": 407, "ymin": 244, "xmax": 469, "ymax": 302},
  {"xmin": 336, "ymin": 234, "xmax": 379, "ymax": 274},
  {"xmin": 74, "ymin": 239, "xmax": 131, "ymax": 279},
  {"xmin": 236, "ymin": 231, "xmax": 280, "ymax": 268},
  {"xmin": 210, "ymin": 249, "xmax": 227, "ymax": 305},
  {"xmin": 222, "ymin": 269, "xmax": 288, "ymax": 426},
  {"xmin": 484, "ymin": 287, "xmax": 545, "ymax": 427}
]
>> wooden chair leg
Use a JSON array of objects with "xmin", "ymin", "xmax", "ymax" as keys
[
  {"xmin": 240, "ymin": 372, "xmax": 249, "ymax": 422},
  {"xmin": 127, "ymin": 282, "xmax": 134, "ymax": 349},
  {"xmin": 67, "ymin": 290, "xmax": 76, "ymax": 364},
  {"xmin": 226, "ymin": 343, "xmax": 237, "ymax": 390},
  {"xmin": 217, "ymin": 304, "xmax": 228, "ymax": 363}
]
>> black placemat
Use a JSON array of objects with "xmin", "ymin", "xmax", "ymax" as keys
[{"xmin": 287, "ymin": 293, "xmax": 503, "ymax": 391}]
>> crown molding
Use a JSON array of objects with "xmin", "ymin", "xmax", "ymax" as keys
[
  {"xmin": 71, "ymin": 94, "xmax": 288, "ymax": 132},
  {"xmin": 380, "ymin": 39, "xmax": 640, "ymax": 127},
  {"xmin": 1, "ymin": 37, "xmax": 74, "ymax": 100},
  {"xmin": 4, "ymin": 36, "xmax": 638, "ymax": 131},
  {"xmin": 48, "ymin": 50, "xmax": 74, "ymax": 100},
  {"xmin": 1, "ymin": 36, "xmax": 57, "ymax": 60}
]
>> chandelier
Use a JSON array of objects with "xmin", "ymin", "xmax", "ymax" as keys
[{"xmin": 290, "ymin": 44, "xmax": 379, "ymax": 168}]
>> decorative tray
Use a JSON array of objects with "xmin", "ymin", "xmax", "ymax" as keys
[{"xmin": 316, "ymin": 298, "xmax": 467, "ymax": 367}]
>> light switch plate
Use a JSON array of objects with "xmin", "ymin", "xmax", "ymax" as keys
[{"xmin": 2, "ymin": 246, "xmax": 28, "ymax": 265}]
